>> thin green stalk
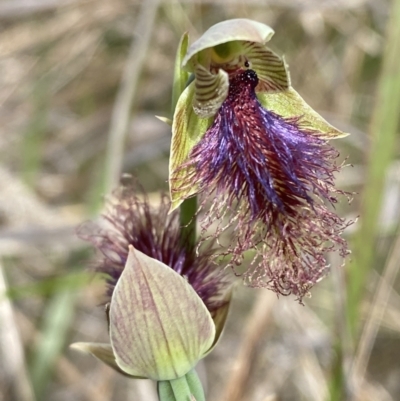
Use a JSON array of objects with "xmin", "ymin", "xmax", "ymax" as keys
[
  {"xmin": 346, "ymin": 0, "xmax": 400, "ymax": 340},
  {"xmin": 158, "ymin": 380, "xmax": 175, "ymax": 400},
  {"xmin": 328, "ymin": 344, "xmax": 345, "ymax": 401},
  {"xmin": 171, "ymin": 31, "xmax": 198, "ymax": 251},
  {"xmin": 30, "ymin": 289, "xmax": 76, "ymax": 399},
  {"xmin": 157, "ymin": 370, "xmax": 205, "ymax": 401},
  {"xmin": 185, "ymin": 369, "xmax": 205, "ymax": 401},
  {"xmin": 179, "ymin": 197, "xmax": 197, "ymax": 251},
  {"xmin": 328, "ymin": 2, "xmax": 400, "ymax": 401},
  {"xmin": 170, "ymin": 375, "xmax": 192, "ymax": 400}
]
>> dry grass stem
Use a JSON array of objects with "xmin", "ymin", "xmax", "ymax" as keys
[
  {"xmin": 219, "ymin": 290, "xmax": 277, "ymax": 401},
  {"xmin": 104, "ymin": 0, "xmax": 161, "ymax": 193},
  {"xmin": 0, "ymin": 263, "xmax": 36, "ymax": 401},
  {"xmin": 351, "ymin": 228, "xmax": 400, "ymax": 395}
]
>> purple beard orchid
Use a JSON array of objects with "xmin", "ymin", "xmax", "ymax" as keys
[
  {"xmin": 169, "ymin": 19, "xmax": 353, "ymax": 301},
  {"xmin": 73, "ymin": 182, "xmax": 232, "ymax": 381}
]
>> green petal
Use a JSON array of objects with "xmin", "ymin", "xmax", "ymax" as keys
[
  {"xmin": 257, "ymin": 88, "xmax": 349, "ymax": 139},
  {"xmin": 169, "ymin": 83, "xmax": 213, "ymax": 211},
  {"xmin": 242, "ymin": 42, "xmax": 290, "ymax": 92},
  {"xmin": 70, "ymin": 342, "xmax": 145, "ymax": 378},
  {"xmin": 109, "ymin": 246, "xmax": 216, "ymax": 381},
  {"xmin": 193, "ymin": 64, "xmax": 229, "ymax": 118},
  {"xmin": 183, "ymin": 19, "xmax": 275, "ymax": 71}
]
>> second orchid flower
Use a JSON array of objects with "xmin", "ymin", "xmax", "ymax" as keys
[{"xmin": 73, "ymin": 184, "xmax": 232, "ymax": 383}]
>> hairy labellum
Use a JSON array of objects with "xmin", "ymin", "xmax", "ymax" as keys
[
  {"xmin": 78, "ymin": 186, "xmax": 230, "ymax": 314},
  {"xmin": 174, "ymin": 69, "xmax": 352, "ymax": 300}
]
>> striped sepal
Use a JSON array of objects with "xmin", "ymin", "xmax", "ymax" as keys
[
  {"xmin": 193, "ymin": 64, "xmax": 229, "ymax": 118},
  {"xmin": 243, "ymin": 42, "xmax": 290, "ymax": 92}
]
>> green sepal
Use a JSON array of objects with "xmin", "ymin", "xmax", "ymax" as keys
[
  {"xmin": 241, "ymin": 42, "xmax": 290, "ymax": 92},
  {"xmin": 109, "ymin": 246, "xmax": 216, "ymax": 381},
  {"xmin": 205, "ymin": 289, "xmax": 232, "ymax": 356},
  {"xmin": 170, "ymin": 83, "xmax": 213, "ymax": 211},
  {"xmin": 172, "ymin": 32, "xmax": 190, "ymax": 113},
  {"xmin": 183, "ymin": 19, "xmax": 275, "ymax": 71},
  {"xmin": 257, "ymin": 88, "xmax": 349, "ymax": 139},
  {"xmin": 69, "ymin": 342, "xmax": 145, "ymax": 378}
]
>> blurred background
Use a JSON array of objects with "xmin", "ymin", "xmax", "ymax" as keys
[{"xmin": 0, "ymin": 0, "xmax": 399, "ymax": 400}]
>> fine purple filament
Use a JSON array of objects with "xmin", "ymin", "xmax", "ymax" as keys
[
  {"xmin": 176, "ymin": 68, "xmax": 350, "ymax": 299},
  {"xmin": 188, "ymin": 69, "xmax": 338, "ymax": 224}
]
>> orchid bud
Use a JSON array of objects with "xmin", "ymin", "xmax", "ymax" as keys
[
  {"xmin": 109, "ymin": 245, "xmax": 215, "ymax": 380},
  {"xmin": 71, "ymin": 185, "xmax": 232, "ymax": 378}
]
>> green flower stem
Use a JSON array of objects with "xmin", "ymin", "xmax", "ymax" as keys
[
  {"xmin": 185, "ymin": 369, "xmax": 206, "ymax": 401},
  {"xmin": 158, "ymin": 380, "xmax": 175, "ymax": 400},
  {"xmin": 170, "ymin": 375, "xmax": 193, "ymax": 400},
  {"xmin": 179, "ymin": 196, "xmax": 197, "ymax": 251},
  {"xmin": 157, "ymin": 370, "xmax": 205, "ymax": 401},
  {"xmin": 171, "ymin": 32, "xmax": 198, "ymax": 251},
  {"xmin": 328, "ymin": 2, "xmax": 400, "ymax": 401}
]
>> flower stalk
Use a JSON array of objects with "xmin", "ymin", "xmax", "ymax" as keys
[
  {"xmin": 172, "ymin": 32, "xmax": 200, "ymax": 254},
  {"xmin": 158, "ymin": 370, "xmax": 205, "ymax": 401},
  {"xmin": 179, "ymin": 196, "xmax": 197, "ymax": 251}
]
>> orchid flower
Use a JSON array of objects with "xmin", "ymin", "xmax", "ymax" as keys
[{"xmin": 170, "ymin": 19, "xmax": 352, "ymax": 300}]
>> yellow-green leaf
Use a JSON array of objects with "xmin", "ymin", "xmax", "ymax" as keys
[
  {"xmin": 109, "ymin": 246, "xmax": 216, "ymax": 381},
  {"xmin": 257, "ymin": 87, "xmax": 348, "ymax": 139}
]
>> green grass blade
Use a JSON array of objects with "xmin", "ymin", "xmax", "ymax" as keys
[
  {"xmin": 29, "ymin": 289, "xmax": 76, "ymax": 399},
  {"xmin": 4, "ymin": 272, "xmax": 91, "ymax": 300},
  {"xmin": 346, "ymin": 0, "xmax": 400, "ymax": 338}
]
